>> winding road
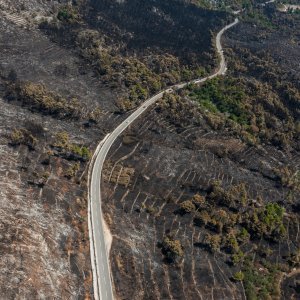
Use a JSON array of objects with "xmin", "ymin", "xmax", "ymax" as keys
[{"xmin": 88, "ymin": 17, "xmax": 239, "ymax": 300}]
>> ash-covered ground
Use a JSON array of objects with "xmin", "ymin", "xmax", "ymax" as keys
[
  {"xmin": 101, "ymin": 6, "xmax": 300, "ymax": 300},
  {"xmin": 0, "ymin": 1, "xmax": 299, "ymax": 299},
  {"xmin": 0, "ymin": 0, "xmax": 227, "ymax": 298}
]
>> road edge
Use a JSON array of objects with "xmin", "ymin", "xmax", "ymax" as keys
[{"xmin": 88, "ymin": 134, "xmax": 110, "ymax": 300}]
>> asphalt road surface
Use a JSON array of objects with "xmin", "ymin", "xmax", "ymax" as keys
[{"xmin": 89, "ymin": 17, "xmax": 239, "ymax": 300}]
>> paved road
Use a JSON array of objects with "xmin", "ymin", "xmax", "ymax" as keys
[{"xmin": 88, "ymin": 17, "xmax": 239, "ymax": 300}]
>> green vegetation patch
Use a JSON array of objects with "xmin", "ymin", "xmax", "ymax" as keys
[
  {"xmin": 10, "ymin": 128, "xmax": 38, "ymax": 150},
  {"xmin": 242, "ymin": 258, "xmax": 281, "ymax": 300},
  {"xmin": 188, "ymin": 77, "xmax": 251, "ymax": 125},
  {"xmin": 261, "ymin": 203, "xmax": 285, "ymax": 232},
  {"xmin": 243, "ymin": 9, "xmax": 276, "ymax": 29},
  {"xmin": 53, "ymin": 131, "xmax": 91, "ymax": 161},
  {"xmin": 244, "ymin": 202, "xmax": 286, "ymax": 241},
  {"xmin": 65, "ymin": 162, "xmax": 80, "ymax": 179},
  {"xmin": 57, "ymin": 6, "xmax": 79, "ymax": 23}
]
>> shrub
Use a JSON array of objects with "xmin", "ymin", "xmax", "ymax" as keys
[
  {"xmin": 233, "ymin": 271, "xmax": 244, "ymax": 281},
  {"xmin": 244, "ymin": 203, "xmax": 286, "ymax": 241},
  {"xmin": 10, "ymin": 129, "xmax": 24, "ymax": 145},
  {"xmin": 204, "ymin": 233, "xmax": 221, "ymax": 253},
  {"xmin": 194, "ymin": 210, "xmax": 211, "ymax": 226},
  {"xmin": 192, "ymin": 194, "xmax": 206, "ymax": 208},
  {"xmin": 214, "ymin": 209, "xmax": 229, "ymax": 223},
  {"xmin": 42, "ymin": 172, "xmax": 50, "ymax": 180},
  {"xmin": 6, "ymin": 82, "xmax": 83, "ymax": 119},
  {"xmin": 231, "ymin": 250, "xmax": 245, "ymax": 266},
  {"xmin": 53, "ymin": 131, "xmax": 91, "ymax": 161},
  {"xmin": 275, "ymin": 167, "xmax": 300, "ymax": 192},
  {"xmin": 260, "ymin": 203, "xmax": 286, "ymax": 239},
  {"xmin": 180, "ymin": 200, "xmax": 196, "ymax": 213},
  {"xmin": 162, "ymin": 236, "xmax": 184, "ymax": 262},
  {"xmin": 54, "ymin": 131, "xmax": 69, "ymax": 148},
  {"xmin": 223, "ymin": 233, "xmax": 239, "ymax": 254},
  {"xmin": 70, "ymin": 145, "xmax": 91, "ymax": 160},
  {"xmin": 88, "ymin": 107, "xmax": 102, "ymax": 123},
  {"xmin": 262, "ymin": 203, "xmax": 285, "ymax": 228},
  {"xmin": 65, "ymin": 162, "xmax": 80, "ymax": 179},
  {"xmin": 57, "ymin": 6, "xmax": 79, "ymax": 23},
  {"xmin": 208, "ymin": 182, "xmax": 249, "ymax": 210},
  {"xmin": 237, "ymin": 227, "xmax": 250, "ymax": 243},
  {"xmin": 10, "ymin": 128, "xmax": 37, "ymax": 150}
]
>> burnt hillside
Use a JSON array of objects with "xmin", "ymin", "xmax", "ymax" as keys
[{"xmin": 88, "ymin": 0, "xmax": 228, "ymax": 61}]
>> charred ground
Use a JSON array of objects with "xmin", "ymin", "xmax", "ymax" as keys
[
  {"xmin": 0, "ymin": 0, "xmax": 233, "ymax": 298},
  {"xmin": 101, "ymin": 4, "xmax": 300, "ymax": 300},
  {"xmin": 0, "ymin": 0, "xmax": 299, "ymax": 299}
]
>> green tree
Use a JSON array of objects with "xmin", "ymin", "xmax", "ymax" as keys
[{"xmin": 233, "ymin": 271, "xmax": 244, "ymax": 281}]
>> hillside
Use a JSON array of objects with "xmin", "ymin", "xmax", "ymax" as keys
[
  {"xmin": 100, "ymin": 3, "xmax": 300, "ymax": 300},
  {"xmin": 0, "ymin": 0, "xmax": 299, "ymax": 299},
  {"xmin": 0, "ymin": 0, "xmax": 231, "ymax": 298}
]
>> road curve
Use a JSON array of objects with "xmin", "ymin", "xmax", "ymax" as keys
[{"xmin": 88, "ymin": 17, "xmax": 239, "ymax": 300}]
